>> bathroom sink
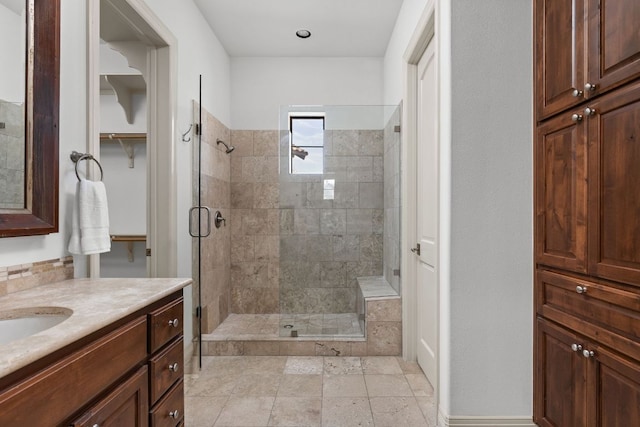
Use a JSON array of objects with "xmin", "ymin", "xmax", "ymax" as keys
[{"xmin": 0, "ymin": 307, "xmax": 73, "ymax": 345}]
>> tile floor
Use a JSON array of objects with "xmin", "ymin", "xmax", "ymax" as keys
[{"xmin": 184, "ymin": 355, "xmax": 437, "ymax": 427}]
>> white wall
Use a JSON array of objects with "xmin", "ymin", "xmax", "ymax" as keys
[
  {"xmin": 383, "ymin": 0, "xmax": 432, "ymax": 106},
  {"xmin": 384, "ymin": 0, "xmax": 533, "ymax": 421},
  {"xmin": 231, "ymin": 57, "xmax": 383, "ymax": 130},
  {"xmin": 448, "ymin": 0, "xmax": 532, "ymax": 416}
]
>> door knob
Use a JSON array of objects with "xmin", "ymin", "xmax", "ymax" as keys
[
  {"xmin": 572, "ymin": 89, "xmax": 583, "ymax": 97},
  {"xmin": 584, "ymin": 107, "xmax": 596, "ymax": 116},
  {"xmin": 576, "ymin": 285, "xmax": 587, "ymax": 294},
  {"xmin": 584, "ymin": 82, "xmax": 597, "ymax": 92},
  {"xmin": 571, "ymin": 113, "xmax": 583, "ymax": 122},
  {"xmin": 571, "ymin": 343, "xmax": 583, "ymax": 352},
  {"xmin": 582, "ymin": 349, "xmax": 595, "ymax": 358}
]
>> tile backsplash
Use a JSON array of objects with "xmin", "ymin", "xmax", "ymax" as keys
[{"xmin": 0, "ymin": 257, "xmax": 74, "ymax": 297}]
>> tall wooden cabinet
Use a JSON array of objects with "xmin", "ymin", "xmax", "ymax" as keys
[{"xmin": 534, "ymin": 0, "xmax": 640, "ymax": 425}]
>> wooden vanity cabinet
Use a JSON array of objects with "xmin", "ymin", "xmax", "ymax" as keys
[
  {"xmin": 69, "ymin": 367, "xmax": 149, "ymax": 427},
  {"xmin": 0, "ymin": 291, "xmax": 184, "ymax": 427}
]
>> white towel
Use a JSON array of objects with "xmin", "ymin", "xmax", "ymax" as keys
[{"xmin": 68, "ymin": 179, "xmax": 111, "ymax": 255}]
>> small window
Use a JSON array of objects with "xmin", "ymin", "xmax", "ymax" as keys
[{"xmin": 290, "ymin": 115, "xmax": 324, "ymax": 174}]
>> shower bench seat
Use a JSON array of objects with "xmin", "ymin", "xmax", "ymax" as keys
[{"xmin": 356, "ymin": 276, "xmax": 402, "ymax": 355}]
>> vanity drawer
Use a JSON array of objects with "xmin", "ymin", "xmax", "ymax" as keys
[
  {"xmin": 150, "ymin": 379, "xmax": 184, "ymax": 427},
  {"xmin": 149, "ymin": 298, "xmax": 183, "ymax": 353},
  {"xmin": 537, "ymin": 270, "xmax": 640, "ymax": 341},
  {"xmin": 0, "ymin": 316, "xmax": 147, "ymax": 427},
  {"xmin": 149, "ymin": 337, "xmax": 183, "ymax": 403}
]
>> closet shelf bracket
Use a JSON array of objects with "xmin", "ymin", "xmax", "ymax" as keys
[
  {"xmin": 100, "ymin": 133, "xmax": 146, "ymax": 168},
  {"xmin": 118, "ymin": 139, "xmax": 135, "ymax": 168},
  {"xmin": 110, "ymin": 234, "xmax": 146, "ymax": 262}
]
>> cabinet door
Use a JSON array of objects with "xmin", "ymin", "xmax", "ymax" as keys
[
  {"xmin": 535, "ymin": 0, "xmax": 585, "ymax": 120},
  {"xmin": 586, "ymin": 0, "xmax": 640, "ymax": 98},
  {"xmin": 535, "ymin": 111, "xmax": 588, "ymax": 272},
  {"xmin": 587, "ymin": 81, "xmax": 640, "ymax": 285},
  {"xmin": 535, "ymin": 318, "xmax": 587, "ymax": 426},
  {"xmin": 70, "ymin": 366, "xmax": 149, "ymax": 427},
  {"xmin": 588, "ymin": 345, "xmax": 640, "ymax": 426}
]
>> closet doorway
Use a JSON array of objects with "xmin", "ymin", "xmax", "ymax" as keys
[{"xmin": 87, "ymin": 0, "xmax": 177, "ymax": 278}]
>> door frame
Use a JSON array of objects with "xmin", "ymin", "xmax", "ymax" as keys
[
  {"xmin": 87, "ymin": 0, "xmax": 177, "ymax": 278},
  {"xmin": 401, "ymin": 0, "xmax": 439, "ymax": 394}
]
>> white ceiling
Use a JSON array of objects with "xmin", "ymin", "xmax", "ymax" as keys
[{"xmin": 193, "ymin": 0, "xmax": 404, "ymax": 57}]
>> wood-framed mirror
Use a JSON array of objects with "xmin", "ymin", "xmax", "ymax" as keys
[{"xmin": 0, "ymin": 0, "xmax": 60, "ymax": 237}]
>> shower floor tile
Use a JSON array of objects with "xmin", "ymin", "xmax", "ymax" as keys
[{"xmin": 204, "ymin": 313, "xmax": 364, "ymax": 341}]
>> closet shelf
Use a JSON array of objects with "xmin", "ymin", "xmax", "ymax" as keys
[
  {"xmin": 100, "ymin": 133, "xmax": 146, "ymax": 168},
  {"xmin": 110, "ymin": 234, "xmax": 146, "ymax": 242}
]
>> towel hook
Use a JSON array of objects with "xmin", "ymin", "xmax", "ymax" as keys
[
  {"xmin": 181, "ymin": 124, "xmax": 193, "ymax": 142},
  {"xmin": 70, "ymin": 151, "xmax": 104, "ymax": 181}
]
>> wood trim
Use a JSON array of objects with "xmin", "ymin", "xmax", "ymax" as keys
[{"xmin": 0, "ymin": 0, "xmax": 60, "ymax": 237}]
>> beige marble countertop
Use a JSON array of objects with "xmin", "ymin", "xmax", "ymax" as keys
[{"xmin": 0, "ymin": 277, "xmax": 191, "ymax": 379}]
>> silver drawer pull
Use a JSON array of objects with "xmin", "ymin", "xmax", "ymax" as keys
[
  {"xmin": 168, "ymin": 362, "xmax": 179, "ymax": 372},
  {"xmin": 571, "ymin": 343, "xmax": 583, "ymax": 352},
  {"xmin": 169, "ymin": 410, "xmax": 180, "ymax": 419},
  {"xmin": 582, "ymin": 349, "xmax": 595, "ymax": 358},
  {"xmin": 576, "ymin": 285, "xmax": 587, "ymax": 294},
  {"xmin": 168, "ymin": 318, "xmax": 179, "ymax": 328}
]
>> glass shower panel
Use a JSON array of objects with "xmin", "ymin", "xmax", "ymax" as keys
[{"xmin": 278, "ymin": 105, "xmax": 401, "ymax": 338}]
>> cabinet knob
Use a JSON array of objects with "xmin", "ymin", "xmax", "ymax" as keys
[
  {"xmin": 168, "ymin": 318, "xmax": 179, "ymax": 328},
  {"xmin": 584, "ymin": 107, "xmax": 596, "ymax": 116},
  {"xmin": 576, "ymin": 285, "xmax": 588, "ymax": 294},
  {"xmin": 572, "ymin": 89, "xmax": 583, "ymax": 97},
  {"xmin": 584, "ymin": 82, "xmax": 597, "ymax": 92},
  {"xmin": 169, "ymin": 362, "xmax": 179, "ymax": 372},
  {"xmin": 571, "ymin": 343, "xmax": 583, "ymax": 352},
  {"xmin": 169, "ymin": 410, "xmax": 180, "ymax": 419},
  {"xmin": 571, "ymin": 113, "xmax": 583, "ymax": 123},
  {"xmin": 582, "ymin": 349, "xmax": 595, "ymax": 358}
]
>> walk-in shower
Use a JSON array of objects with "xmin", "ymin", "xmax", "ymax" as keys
[
  {"xmin": 194, "ymin": 103, "xmax": 402, "ymax": 356},
  {"xmin": 277, "ymin": 104, "xmax": 401, "ymax": 338}
]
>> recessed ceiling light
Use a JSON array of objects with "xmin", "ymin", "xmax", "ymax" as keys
[{"xmin": 296, "ymin": 29, "xmax": 311, "ymax": 39}]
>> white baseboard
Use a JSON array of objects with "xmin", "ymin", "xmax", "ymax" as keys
[{"xmin": 438, "ymin": 412, "xmax": 536, "ymax": 427}]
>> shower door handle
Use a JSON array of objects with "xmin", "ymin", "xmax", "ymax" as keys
[{"xmin": 188, "ymin": 206, "xmax": 212, "ymax": 237}]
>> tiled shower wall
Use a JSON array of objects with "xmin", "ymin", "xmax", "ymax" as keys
[
  {"xmin": 192, "ymin": 104, "xmax": 231, "ymax": 334},
  {"xmin": 0, "ymin": 100, "xmax": 25, "ymax": 209},
  {"xmin": 229, "ymin": 130, "xmax": 280, "ymax": 314},
  {"xmin": 383, "ymin": 108, "xmax": 401, "ymax": 294},
  {"xmin": 278, "ymin": 130, "xmax": 384, "ymax": 314}
]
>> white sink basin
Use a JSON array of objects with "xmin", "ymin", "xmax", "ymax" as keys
[{"xmin": 0, "ymin": 307, "xmax": 72, "ymax": 345}]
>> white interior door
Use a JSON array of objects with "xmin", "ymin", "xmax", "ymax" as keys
[{"xmin": 415, "ymin": 39, "xmax": 438, "ymax": 385}]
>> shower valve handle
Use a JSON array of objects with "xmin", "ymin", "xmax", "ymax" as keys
[{"xmin": 214, "ymin": 211, "xmax": 226, "ymax": 228}]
